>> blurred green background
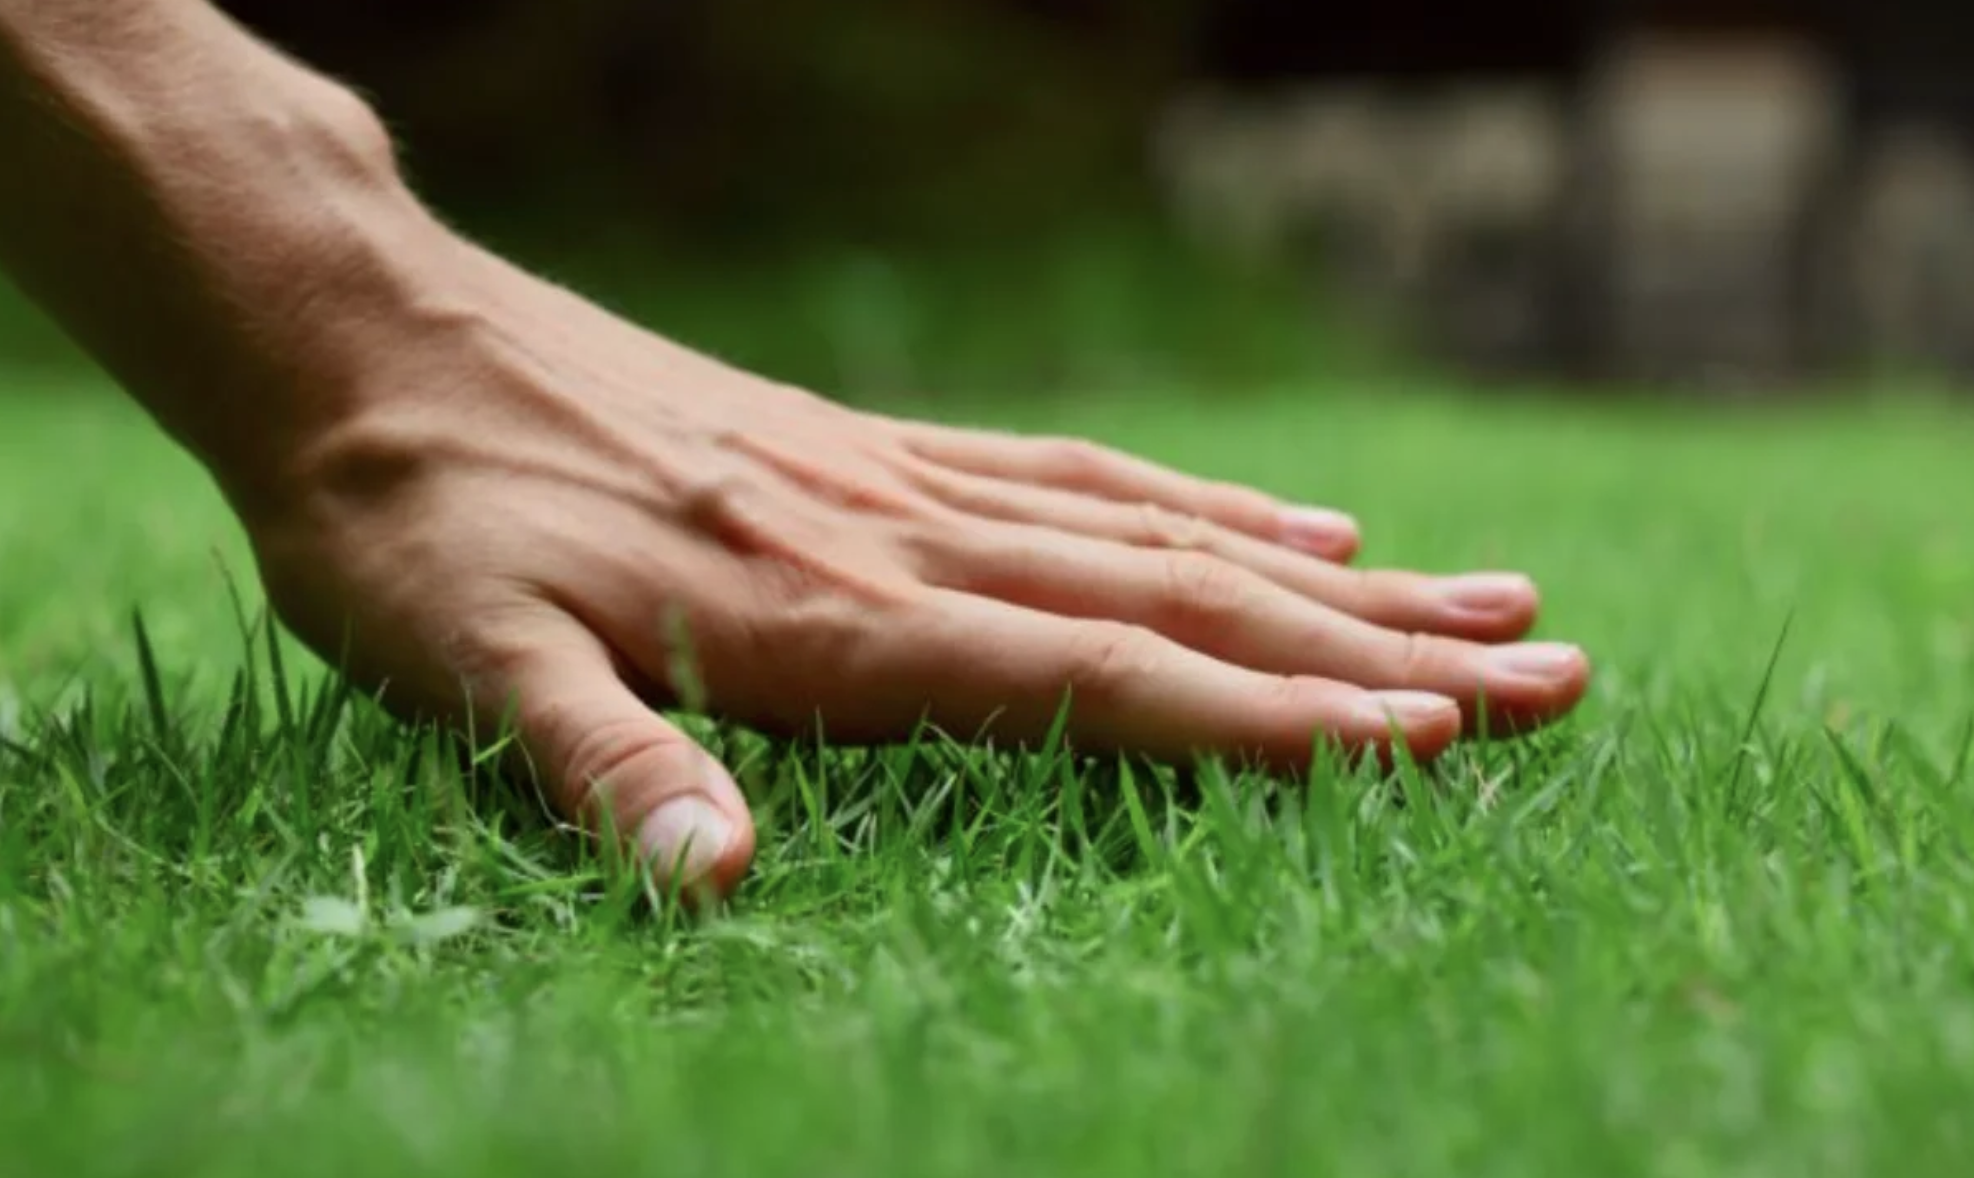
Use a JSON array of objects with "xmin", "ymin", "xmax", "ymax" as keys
[{"xmin": 7, "ymin": 0, "xmax": 1974, "ymax": 402}]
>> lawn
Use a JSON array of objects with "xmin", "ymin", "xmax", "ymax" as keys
[{"xmin": 3, "ymin": 368, "xmax": 1973, "ymax": 1176}]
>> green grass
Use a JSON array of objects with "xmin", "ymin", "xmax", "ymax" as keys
[
  {"xmin": 3, "ymin": 371, "xmax": 1973, "ymax": 1177},
  {"xmin": 0, "ymin": 223, "xmax": 1372, "ymax": 402}
]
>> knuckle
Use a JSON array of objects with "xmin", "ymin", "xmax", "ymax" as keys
[
  {"xmin": 675, "ymin": 470, "xmax": 754, "ymax": 534},
  {"xmin": 555, "ymin": 715, "xmax": 682, "ymax": 813},
  {"xmin": 861, "ymin": 472, "xmax": 952, "ymax": 526},
  {"xmin": 1043, "ymin": 437, "xmax": 1117, "ymax": 483},
  {"xmin": 1395, "ymin": 630, "xmax": 1448, "ymax": 686},
  {"xmin": 907, "ymin": 464, "xmax": 991, "ymax": 514},
  {"xmin": 1133, "ymin": 503, "xmax": 1208, "ymax": 550},
  {"xmin": 886, "ymin": 510, "xmax": 972, "ymax": 577},
  {"xmin": 823, "ymin": 474, "xmax": 912, "ymax": 516},
  {"xmin": 1160, "ymin": 552, "xmax": 1250, "ymax": 631},
  {"xmin": 754, "ymin": 436, "xmax": 922, "ymax": 518},
  {"xmin": 1066, "ymin": 622, "xmax": 1160, "ymax": 706},
  {"xmin": 446, "ymin": 616, "xmax": 560, "ymax": 709},
  {"xmin": 1257, "ymin": 672, "xmax": 1320, "ymax": 722}
]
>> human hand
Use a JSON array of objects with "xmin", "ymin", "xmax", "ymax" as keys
[{"xmin": 235, "ymin": 235, "xmax": 1590, "ymax": 899}]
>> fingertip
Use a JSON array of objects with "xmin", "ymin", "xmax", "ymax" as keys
[
  {"xmin": 1466, "ymin": 642, "xmax": 1594, "ymax": 735},
  {"xmin": 495, "ymin": 630, "xmax": 759, "ymax": 902},
  {"xmin": 636, "ymin": 752, "xmax": 756, "ymax": 899},
  {"xmin": 1280, "ymin": 507, "xmax": 1362, "ymax": 563},
  {"xmin": 1429, "ymin": 572, "xmax": 1542, "ymax": 639},
  {"xmin": 1364, "ymin": 688, "xmax": 1462, "ymax": 723},
  {"xmin": 1356, "ymin": 689, "xmax": 1463, "ymax": 759}
]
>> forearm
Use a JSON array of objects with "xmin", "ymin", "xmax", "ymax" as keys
[{"xmin": 0, "ymin": 1, "xmax": 436, "ymax": 494}]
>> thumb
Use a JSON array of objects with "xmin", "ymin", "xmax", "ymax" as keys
[{"xmin": 489, "ymin": 624, "xmax": 756, "ymax": 899}]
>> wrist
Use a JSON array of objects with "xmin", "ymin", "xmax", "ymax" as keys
[
  {"xmin": 0, "ymin": 4, "xmax": 454, "ymax": 506},
  {"xmin": 119, "ymin": 98, "xmax": 452, "ymax": 511},
  {"xmin": 166, "ymin": 162, "xmax": 454, "ymax": 514}
]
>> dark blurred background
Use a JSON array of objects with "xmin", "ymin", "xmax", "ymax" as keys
[{"xmin": 9, "ymin": 0, "xmax": 1974, "ymax": 400}]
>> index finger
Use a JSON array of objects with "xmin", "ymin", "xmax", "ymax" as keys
[{"xmin": 893, "ymin": 422, "xmax": 1362, "ymax": 562}]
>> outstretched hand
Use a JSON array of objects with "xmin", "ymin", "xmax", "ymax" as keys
[{"xmin": 242, "ymin": 236, "xmax": 1591, "ymax": 898}]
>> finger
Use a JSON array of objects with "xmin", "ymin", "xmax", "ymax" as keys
[
  {"xmin": 907, "ymin": 464, "xmax": 1539, "ymax": 643},
  {"xmin": 487, "ymin": 618, "xmax": 755, "ymax": 898},
  {"xmin": 838, "ymin": 590, "xmax": 1464, "ymax": 770},
  {"xmin": 894, "ymin": 421, "xmax": 1361, "ymax": 561},
  {"xmin": 921, "ymin": 523, "xmax": 1590, "ymax": 735}
]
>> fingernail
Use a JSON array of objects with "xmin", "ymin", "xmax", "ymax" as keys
[
  {"xmin": 1484, "ymin": 642, "xmax": 1585, "ymax": 681},
  {"xmin": 1359, "ymin": 690, "xmax": 1459, "ymax": 727},
  {"xmin": 638, "ymin": 795, "xmax": 734, "ymax": 887},
  {"xmin": 1281, "ymin": 507, "xmax": 1360, "ymax": 554},
  {"xmin": 1435, "ymin": 573, "xmax": 1536, "ymax": 613}
]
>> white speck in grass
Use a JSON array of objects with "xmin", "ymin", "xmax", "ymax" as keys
[
  {"xmin": 295, "ymin": 896, "xmax": 367, "ymax": 938},
  {"xmin": 391, "ymin": 906, "xmax": 482, "ymax": 946}
]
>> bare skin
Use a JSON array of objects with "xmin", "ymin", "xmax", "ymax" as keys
[{"xmin": 0, "ymin": 1, "xmax": 1590, "ymax": 899}]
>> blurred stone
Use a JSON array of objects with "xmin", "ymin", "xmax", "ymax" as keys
[
  {"xmin": 1151, "ymin": 81, "xmax": 1579, "ymax": 377},
  {"xmin": 1149, "ymin": 12, "xmax": 1974, "ymax": 392},
  {"xmin": 1149, "ymin": 84, "xmax": 1408, "ymax": 283},
  {"xmin": 1576, "ymin": 32, "xmax": 1845, "ymax": 389},
  {"xmin": 1844, "ymin": 122, "xmax": 1974, "ymax": 377},
  {"xmin": 1407, "ymin": 85, "xmax": 1574, "ymax": 377}
]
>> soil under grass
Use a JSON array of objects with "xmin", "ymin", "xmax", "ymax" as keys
[{"xmin": 2, "ymin": 376, "xmax": 1972, "ymax": 1177}]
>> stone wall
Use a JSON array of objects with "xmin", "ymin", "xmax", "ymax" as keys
[{"xmin": 1155, "ymin": 19, "xmax": 1974, "ymax": 390}]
